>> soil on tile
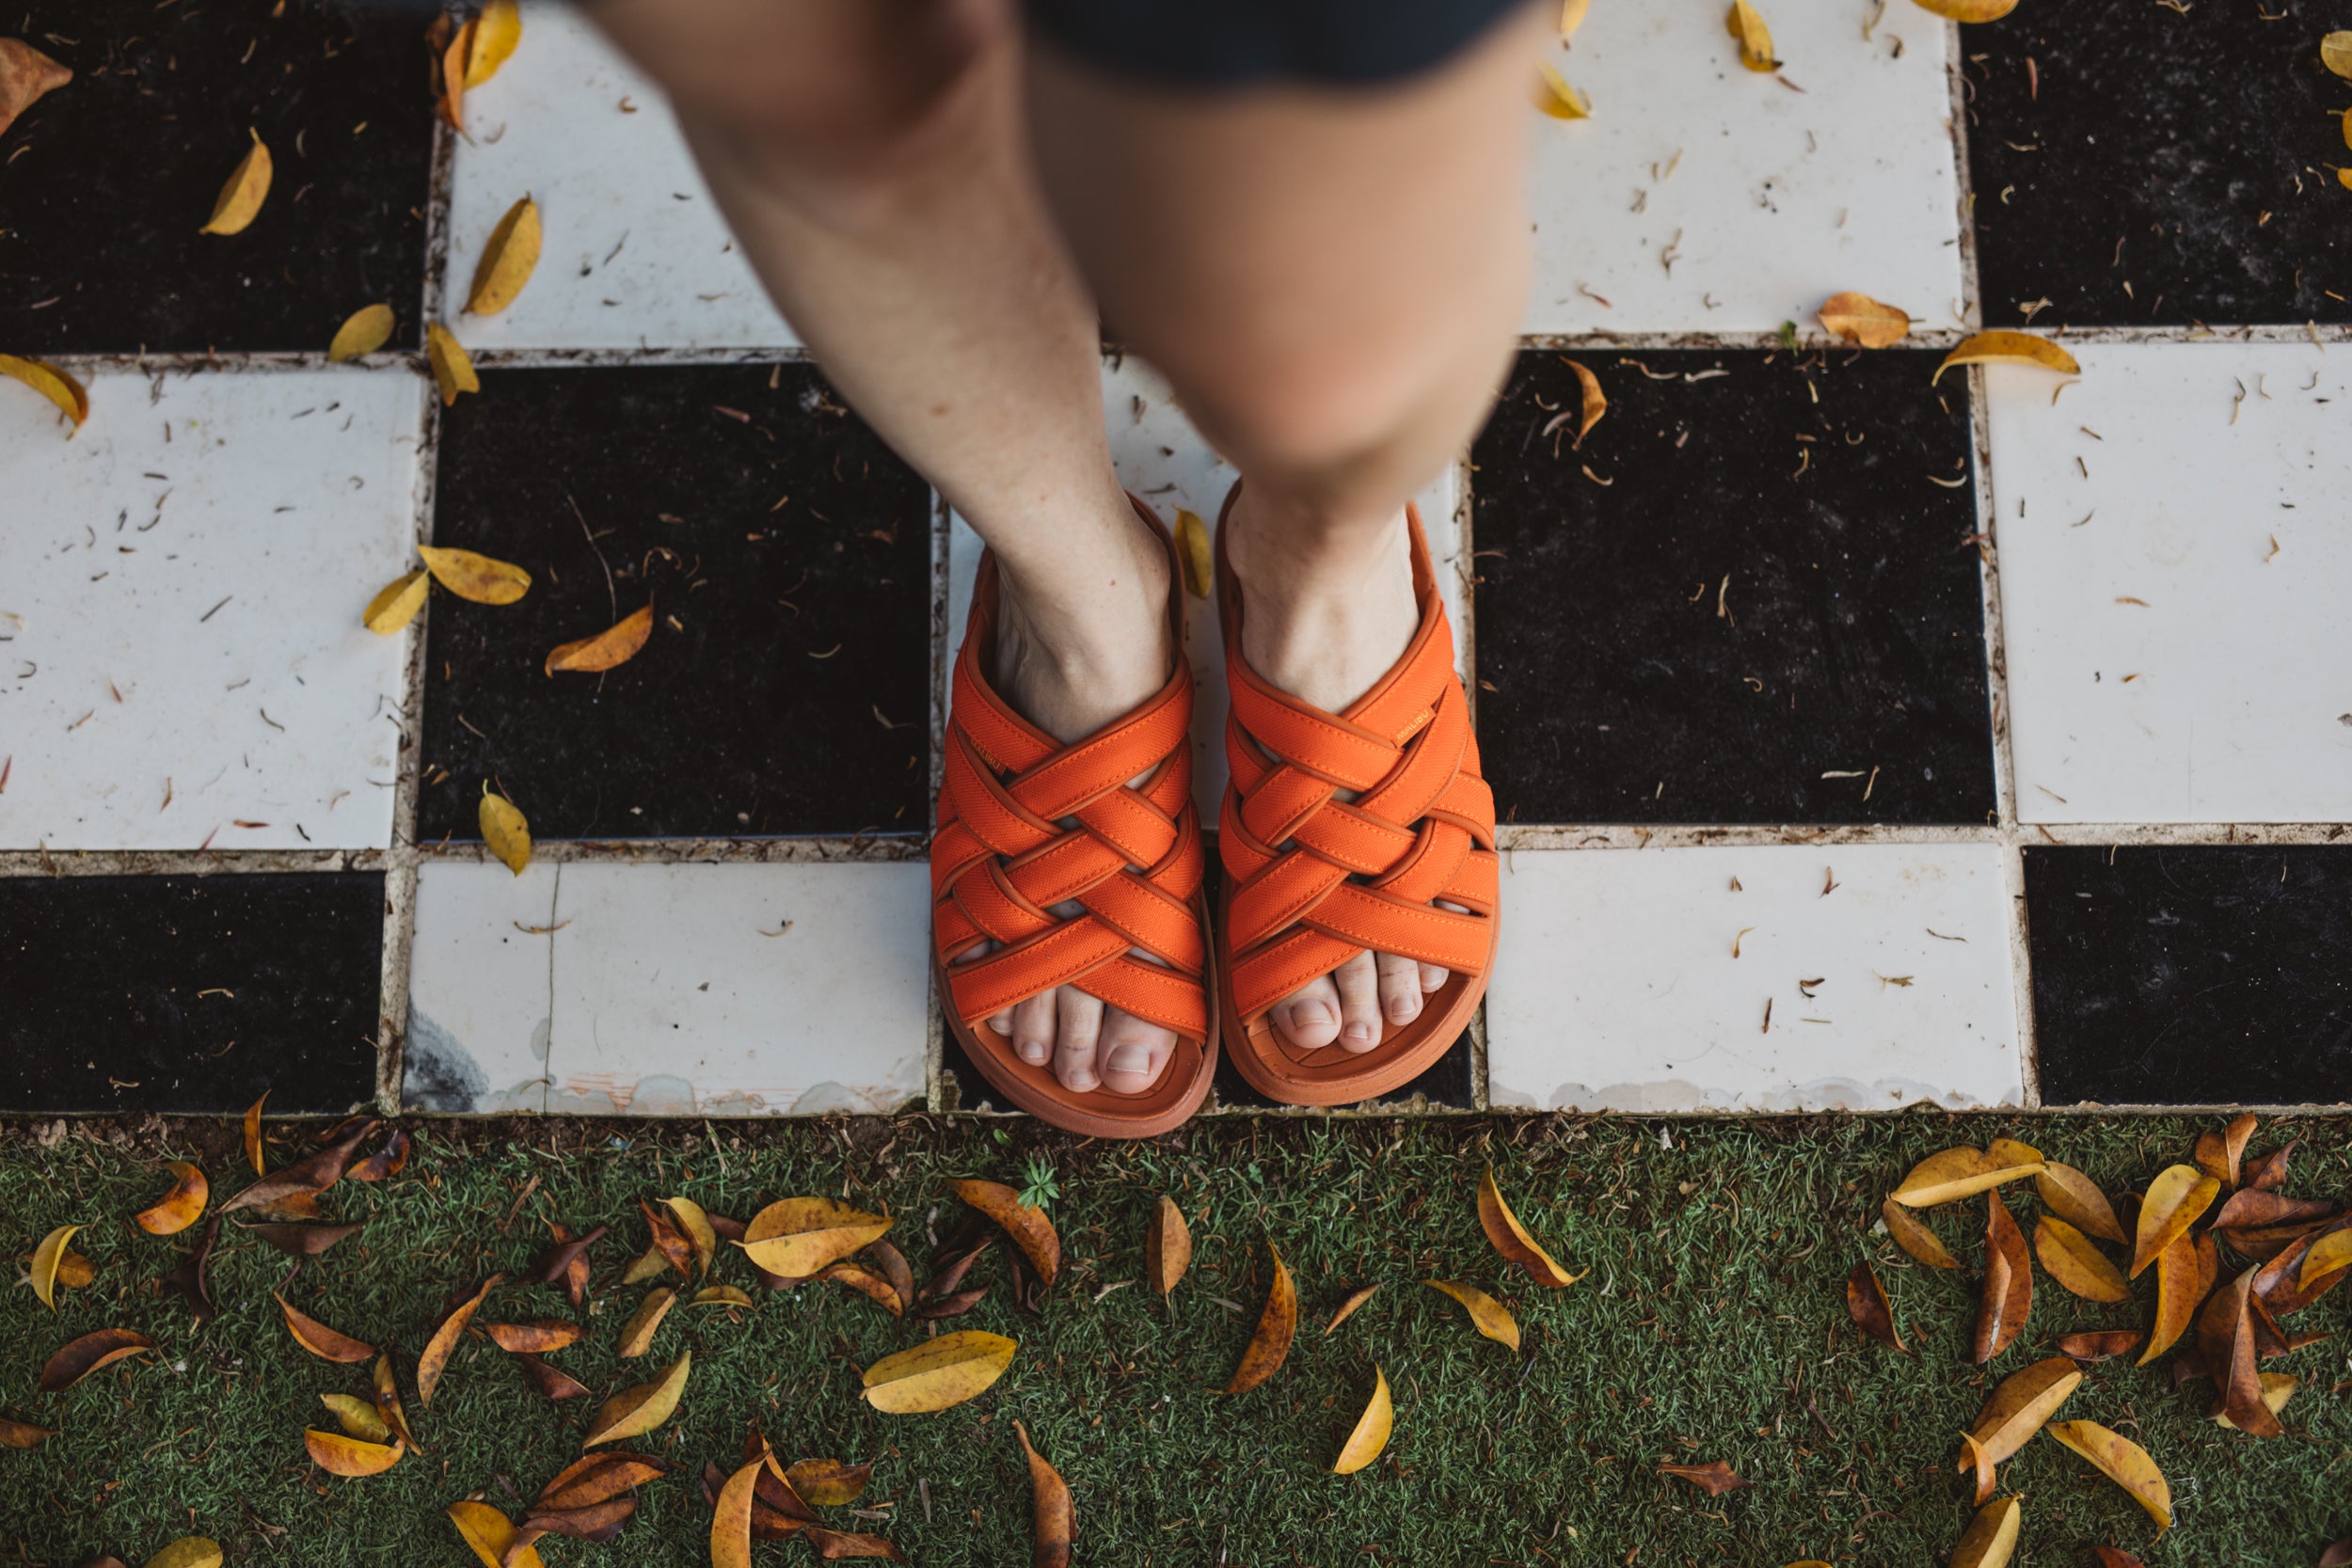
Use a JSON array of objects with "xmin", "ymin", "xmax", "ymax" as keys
[{"xmin": 0, "ymin": 0, "xmax": 437, "ymax": 355}]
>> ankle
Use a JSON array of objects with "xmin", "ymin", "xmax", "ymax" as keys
[
  {"xmin": 988, "ymin": 507, "xmax": 1173, "ymax": 744},
  {"xmin": 1225, "ymin": 490, "xmax": 1419, "ymax": 715}
]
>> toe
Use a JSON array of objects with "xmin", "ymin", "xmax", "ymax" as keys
[
  {"xmin": 1052, "ymin": 988, "xmax": 1105, "ymax": 1093},
  {"xmin": 986, "ymin": 1008, "xmax": 1014, "ymax": 1037},
  {"xmin": 1097, "ymin": 1008, "xmax": 1175, "ymax": 1094},
  {"xmin": 1271, "ymin": 973, "xmax": 1343, "ymax": 1049},
  {"xmin": 1376, "ymin": 951, "xmax": 1425, "ymax": 1028},
  {"xmin": 1332, "ymin": 949, "xmax": 1384, "ymax": 1053},
  {"xmin": 1009, "ymin": 992, "xmax": 1057, "ymax": 1068},
  {"xmin": 1419, "ymin": 961, "xmax": 1448, "ymax": 993}
]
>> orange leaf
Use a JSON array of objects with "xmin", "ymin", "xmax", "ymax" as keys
[
  {"xmin": 1563, "ymin": 358, "xmax": 1606, "ymax": 447},
  {"xmin": 304, "ymin": 1429, "xmax": 404, "ymax": 1477},
  {"xmin": 1973, "ymin": 1186, "xmax": 2032, "ymax": 1363},
  {"xmin": 535, "ymin": 1452, "xmax": 668, "ymax": 1512},
  {"xmin": 1325, "ymin": 1284, "xmax": 1379, "ymax": 1334},
  {"xmin": 1932, "ymin": 330, "xmax": 2079, "ymax": 385},
  {"xmin": 1016, "ymin": 1421, "xmax": 1074, "ymax": 1565},
  {"xmin": 1145, "ymin": 1194, "xmax": 1192, "ymax": 1295},
  {"xmin": 39, "ymin": 1328, "xmax": 154, "ymax": 1392},
  {"xmin": 0, "ymin": 39, "xmax": 72, "ymax": 136},
  {"xmin": 1224, "ymin": 1242, "xmax": 1297, "ymax": 1394},
  {"xmin": 276, "ymin": 1292, "xmax": 375, "ymax": 1363},
  {"xmin": 419, "ymin": 1273, "xmax": 503, "ymax": 1404},
  {"xmin": 1845, "ymin": 1259, "xmax": 1904, "ymax": 1352},
  {"xmin": 804, "ymin": 1529, "xmax": 905, "ymax": 1560},
  {"xmin": 1818, "ymin": 292, "xmax": 1913, "ymax": 348},
  {"xmin": 2055, "ymin": 1328, "xmax": 2144, "ymax": 1362},
  {"xmin": 2137, "ymin": 1231, "xmax": 2201, "ymax": 1366},
  {"xmin": 711, "ymin": 1456, "xmax": 761, "ymax": 1568},
  {"xmin": 818, "ymin": 1262, "xmax": 904, "ymax": 1316},
  {"xmin": 1477, "ymin": 1167, "xmax": 1583, "ymax": 1286},
  {"xmin": 1658, "ymin": 1460, "xmax": 1750, "ymax": 1497},
  {"xmin": 2197, "ymin": 1270, "xmax": 2282, "ymax": 1437},
  {"xmin": 953, "ymin": 1178, "xmax": 1062, "ymax": 1290},
  {"xmin": 199, "ymin": 129, "xmax": 272, "ymax": 236},
  {"xmin": 1959, "ymin": 1433, "xmax": 1994, "ymax": 1506},
  {"xmin": 0, "ymin": 1415, "xmax": 54, "ymax": 1449},
  {"xmin": 1331, "ymin": 1367, "xmax": 1393, "ymax": 1476},
  {"xmin": 135, "ymin": 1161, "xmax": 210, "ymax": 1235},
  {"xmin": 546, "ymin": 605, "xmax": 654, "ymax": 675},
  {"xmin": 0, "ymin": 354, "xmax": 88, "ymax": 432},
  {"xmin": 516, "ymin": 1352, "xmax": 593, "ymax": 1402},
  {"xmin": 243, "ymin": 1089, "xmax": 268, "ymax": 1175},
  {"xmin": 785, "ymin": 1459, "xmax": 872, "ymax": 1508},
  {"xmin": 484, "ymin": 1321, "xmax": 583, "ymax": 1354}
]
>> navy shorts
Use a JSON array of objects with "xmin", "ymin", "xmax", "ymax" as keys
[{"xmin": 1024, "ymin": 0, "xmax": 1531, "ymax": 87}]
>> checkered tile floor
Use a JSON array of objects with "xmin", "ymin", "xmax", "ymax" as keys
[{"xmin": 4, "ymin": 0, "xmax": 2348, "ymax": 1121}]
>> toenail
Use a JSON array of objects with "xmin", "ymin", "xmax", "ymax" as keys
[
  {"xmin": 1344, "ymin": 1022, "xmax": 1375, "ymax": 1044},
  {"xmin": 1068, "ymin": 1069, "xmax": 1099, "ymax": 1090},
  {"xmin": 1018, "ymin": 1039, "xmax": 1048, "ymax": 1064},
  {"xmin": 1105, "ymin": 1045, "xmax": 1151, "ymax": 1077},
  {"xmin": 1293, "ymin": 1001, "xmax": 1333, "ymax": 1029},
  {"xmin": 1388, "ymin": 994, "xmax": 1419, "ymax": 1022}
]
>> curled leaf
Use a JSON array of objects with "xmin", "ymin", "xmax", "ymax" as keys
[
  {"xmin": 427, "ymin": 323, "xmax": 479, "ymax": 406},
  {"xmin": 1325, "ymin": 1284, "xmax": 1379, "ymax": 1334},
  {"xmin": 199, "ymin": 129, "xmax": 272, "ymax": 236},
  {"xmin": 165, "ymin": 1218, "xmax": 220, "ymax": 1323},
  {"xmin": 1959, "ymin": 1432, "xmax": 1994, "ymax": 1506},
  {"xmin": 1844, "ymin": 1260, "xmax": 1904, "ymax": 1352},
  {"xmin": 0, "ymin": 39, "xmax": 72, "ymax": 137},
  {"xmin": 1562, "ymin": 358, "xmax": 1606, "ymax": 446},
  {"xmin": 1974, "ymin": 1186, "xmax": 2032, "ymax": 1364},
  {"xmin": 485, "ymin": 1320, "xmax": 583, "ymax": 1354},
  {"xmin": 862, "ymin": 1331, "xmax": 1015, "ymax": 1415},
  {"xmin": 2034, "ymin": 1216, "xmax": 2130, "ymax": 1303},
  {"xmin": 1932, "ymin": 331, "xmax": 2080, "ymax": 386},
  {"xmin": 536, "ymin": 1451, "xmax": 667, "ymax": 1512},
  {"xmin": 739, "ymin": 1197, "xmax": 892, "ymax": 1279},
  {"xmin": 320, "ymin": 1393, "xmax": 390, "ymax": 1443},
  {"xmin": 448, "ymin": 1501, "xmax": 545, "ymax": 1568},
  {"xmin": 305, "ymin": 1428, "xmax": 404, "ymax": 1477},
  {"xmin": 584, "ymin": 1351, "xmax": 691, "ymax": 1445},
  {"xmin": 1948, "ymin": 1497, "xmax": 2020, "ymax": 1568},
  {"xmin": 785, "ymin": 1458, "xmax": 872, "ymax": 1508},
  {"xmin": 40, "ymin": 1327, "xmax": 154, "ymax": 1392},
  {"xmin": 29, "ymin": 1224, "xmax": 78, "ymax": 1309},
  {"xmin": 328, "ymin": 304, "xmax": 395, "ymax": 363},
  {"xmin": 2035, "ymin": 1162, "xmax": 2126, "ymax": 1244},
  {"xmin": 1818, "ymin": 292, "xmax": 1912, "ymax": 348},
  {"xmin": 1532, "ymin": 61, "xmax": 1592, "ymax": 119},
  {"xmin": 516, "ymin": 1352, "xmax": 593, "ymax": 1401},
  {"xmin": 2130, "ymin": 1164, "xmax": 2220, "ymax": 1277},
  {"xmin": 692, "ymin": 1284, "xmax": 756, "ymax": 1308},
  {"xmin": 954, "ymin": 1178, "xmax": 1061, "ymax": 1291},
  {"xmin": 1477, "ymin": 1167, "xmax": 1583, "ymax": 1286},
  {"xmin": 2199, "ymin": 1269, "xmax": 2282, "ymax": 1437},
  {"xmin": 242, "ymin": 1089, "xmax": 268, "ymax": 1175},
  {"xmin": 276, "ymin": 1293, "xmax": 375, "ymax": 1363},
  {"xmin": 616, "ymin": 1286, "xmax": 676, "ymax": 1357},
  {"xmin": 135, "ymin": 1164, "xmax": 210, "ymax": 1235},
  {"xmin": 662, "ymin": 1196, "xmax": 717, "ymax": 1276},
  {"xmin": 1225, "ymin": 1242, "xmax": 1297, "ymax": 1394},
  {"xmin": 1015, "ymin": 1422, "xmax": 1074, "ymax": 1565},
  {"xmin": 2044, "ymin": 1420, "xmax": 2170, "ymax": 1530},
  {"xmin": 373, "ymin": 1353, "xmax": 421, "ymax": 1451},
  {"xmin": 1174, "ymin": 511, "xmax": 1213, "ymax": 601},
  {"xmin": 2055, "ymin": 1328, "xmax": 2144, "ymax": 1362},
  {"xmin": 1425, "ymin": 1279, "xmax": 1521, "ymax": 1353},
  {"xmin": 467, "ymin": 196, "xmax": 543, "ymax": 315},
  {"xmin": 820, "ymin": 1262, "xmax": 904, "ymax": 1315},
  {"xmin": 419, "ymin": 1273, "xmax": 503, "ymax": 1405},
  {"xmin": 2298, "ymin": 1222, "xmax": 2352, "ymax": 1292},
  {"xmin": 2241, "ymin": 1140, "xmax": 2296, "ymax": 1192},
  {"xmin": 866, "ymin": 1241, "xmax": 915, "ymax": 1314},
  {"xmin": 1332, "ymin": 1367, "xmax": 1393, "ymax": 1476},
  {"xmin": 1658, "ymin": 1460, "xmax": 1750, "ymax": 1497},
  {"xmin": 1146, "ymin": 1195, "xmax": 1192, "ymax": 1295},
  {"xmin": 2214, "ymin": 1189, "xmax": 2336, "ymax": 1232},
  {"xmin": 546, "ymin": 605, "xmax": 654, "ymax": 676},
  {"xmin": 0, "ymin": 354, "xmax": 88, "ymax": 432},
  {"xmin": 480, "ymin": 789, "xmax": 532, "ymax": 875},
  {"xmin": 532, "ymin": 1219, "xmax": 603, "ymax": 1309},
  {"xmin": 2215, "ymin": 1370, "xmax": 2296, "ymax": 1431},
  {"xmin": 1889, "ymin": 1146, "xmax": 2042, "ymax": 1208},
  {"xmin": 1963, "ymin": 1356, "xmax": 2081, "ymax": 1465},
  {"xmin": 1725, "ymin": 0, "xmax": 1780, "ymax": 71},
  {"xmin": 1880, "ymin": 1197, "xmax": 1960, "ymax": 1269}
]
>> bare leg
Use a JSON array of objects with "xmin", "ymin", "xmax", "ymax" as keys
[
  {"xmin": 587, "ymin": 0, "xmax": 1183, "ymax": 1094},
  {"xmin": 1025, "ymin": 5, "xmax": 1544, "ymax": 1052}
]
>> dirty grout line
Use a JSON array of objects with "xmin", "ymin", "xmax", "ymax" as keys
[
  {"xmin": 925, "ymin": 488, "xmax": 951, "ymax": 1114},
  {"xmin": 1452, "ymin": 451, "xmax": 1489, "ymax": 1113},
  {"xmin": 410, "ymin": 835, "xmax": 926, "ymax": 865},
  {"xmin": 1496, "ymin": 823, "xmax": 2004, "ymax": 851}
]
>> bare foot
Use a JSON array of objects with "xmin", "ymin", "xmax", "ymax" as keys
[
  {"xmin": 1223, "ymin": 487, "xmax": 1453, "ymax": 1054},
  {"xmin": 959, "ymin": 507, "xmax": 1184, "ymax": 1096}
]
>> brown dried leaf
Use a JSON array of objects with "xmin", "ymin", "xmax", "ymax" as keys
[
  {"xmin": 371, "ymin": 1354, "xmax": 421, "ymax": 1452},
  {"xmin": 862, "ymin": 1331, "xmax": 1013, "ymax": 1414},
  {"xmin": 165, "ymin": 1217, "xmax": 220, "ymax": 1322},
  {"xmin": 661, "ymin": 1196, "xmax": 716, "ymax": 1276},
  {"xmin": 0, "ymin": 39, "xmax": 72, "ymax": 137},
  {"xmin": 0, "ymin": 354, "xmax": 88, "ymax": 433},
  {"xmin": 1818, "ymin": 292, "xmax": 1912, "ymax": 348},
  {"xmin": 1845, "ymin": 1259, "xmax": 1904, "ymax": 1352},
  {"xmin": 218, "ymin": 1116, "xmax": 373, "ymax": 1216},
  {"xmin": 2055, "ymin": 1328, "xmax": 2144, "ymax": 1362},
  {"xmin": 1963, "ymin": 1356, "xmax": 2081, "ymax": 1465},
  {"xmin": 2130, "ymin": 1164, "xmax": 2220, "ymax": 1277},
  {"xmin": 1658, "ymin": 1460, "xmax": 1749, "ymax": 1497},
  {"xmin": 2241, "ymin": 1140, "xmax": 2296, "ymax": 1192},
  {"xmin": 1331, "ymin": 1366, "xmax": 1393, "ymax": 1477},
  {"xmin": 2034, "ymin": 1162, "xmax": 2126, "ymax": 1244},
  {"xmin": 1477, "ymin": 1167, "xmax": 1583, "ymax": 1286},
  {"xmin": 1725, "ymin": 0, "xmax": 1779, "ymax": 71},
  {"xmin": 40, "ymin": 1327, "xmax": 154, "ymax": 1392},
  {"xmin": 535, "ymin": 1451, "xmax": 667, "ymax": 1512},
  {"xmin": 819, "ymin": 1263, "xmax": 904, "ymax": 1316},
  {"xmin": 1425, "ymin": 1279, "xmax": 1521, "ymax": 1353},
  {"xmin": 516, "ymin": 1352, "xmax": 593, "ymax": 1401},
  {"xmin": 1015, "ymin": 1421, "xmax": 1073, "ymax": 1565},
  {"xmin": 915, "ymin": 1286, "xmax": 989, "ymax": 1321},
  {"xmin": 2215, "ymin": 1370, "xmax": 2296, "ymax": 1431},
  {"xmin": 617, "ymin": 1286, "xmax": 677, "ymax": 1357},
  {"xmin": 531, "ymin": 1221, "xmax": 604, "ymax": 1309},
  {"xmin": 517, "ymin": 1497, "xmax": 634, "ymax": 1553},
  {"xmin": 327, "ymin": 304, "xmax": 394, "ymax": 363},
  {"xmin": 467, "ymin": 196, "xmax": 542, "ymax": 315},
  {"xmin": 1948, "ymin": 1497, "xmax": 2021, "ymax": 1568},
  {"xmin": 276, "ymin": 1293, "xmax": 375, "ymax": 1363},
  {"xmin": 584, "ymin": 1351, "xmax": 691, "ymax": 1446},
  {"xmin": 0, "ymin": 1415, "xmax": 55, "ymax": 1449},
  {"xmin": 199, "ymin": 129, "xmax": 271, "ymax": 236},
  {"xmin": 485, "ymin": 1320, "xmax": 583, "ymax": 1354},
  {"xmin": 1145, "ymin": 1195, "xmax": 1192, "ymax": 1295},
  {"xmin": 954, "ymin": 1178, "xmax": 1061, "ymax": 1290},
  {"xmin": 1890, "ymin": 1146, "xmax": 2042, "ymax": 1208},
  {"xmin": 739, "ymin": 1197, "xmax": 892, "ymax": 1279},
  {"xmin": 804, "ymin": 1529, "xmax": 905, "ymax": 1560},
  {"xmin": 546, "ymin": 605, "xmax": 654, "ymax": 676},
  {"xmin": 304, "ymin": 1428, "xmax": 404, "ymax": 1477},
  {"xmin": 1325, "ymin": 1284, "xmax": 1379, "ymax": 1334},
  {"xmin": 419, "ymin": 1273, "xmax": 503, "ymax": 1404},
  {"xmin": 243, "ymin": 1089, "xmax": 269, "ymax": 1175},
  {"xmin": 349, "ymin": 1127, "xmax": 411, "ymax": 1182},
  {"xmin": 2197, "ymin": 1269, "xmax": 2281, "ymax": 1437},
  {"xmin": 1225, "ymin": 1242, "xmax": 1297, "ymax": 1394},
  {"xmin": 2035, "ymin": 1216, "xmax": 2130, "ymax": 1304},
  {"xmin": 866, "ymin": 1240, "xmax": 914, "ymax": 1313},
  {"xmin": 2214, "ymin": 1190, "xmax": 2336, "ymax": 1232},
  {"xmin": 1933, "ymin": 331, "xmax": 2080, "ymax": 386},
  {"xmin": 1974, "ymin": 1187, "xmax": 2033, "ymax": 1363},
  {"xmin": 246, "ymin": 1221, "xmax": 364, "ymax": 1258},
  {"xmin": 2044, "ymin": 1420, "xmax": 2170, "ymax": 1528}
]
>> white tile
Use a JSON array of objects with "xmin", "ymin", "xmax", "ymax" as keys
[
  {"xmin": 406, "ymin": 859, "xmax": 562, "ymax": 1115},
  {"xmin": 1486, "ymin": 843, "xmax": 2021, "ymax": 1112},
  {"xmin": 547, "ymin": 861, "xmax": 929, "ymax": 1116},
  {"xmin": 442, "ymin": 3, "xmax": 796, "ymax": 351},
  {"xmin": 1524, "ymin": 3, "xmax": 1964, "ymax": 335},
  {"xmin": 948, "ymin": 357, "xmax": 1466, "ymax": 821},
  {"xmin": 0, "ymin": 370, "xmax": 422, "ymax": 850},
  {"xmin": 1989, "ymin": 345, "xmax": 2352, "ymax": 824}
]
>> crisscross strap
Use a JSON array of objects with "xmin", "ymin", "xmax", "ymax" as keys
[
  {"xmin": 932, "ymin": 550, "xmax": 1209, "ymax": 1043},
  {"xmin": 1218, "ymin": 498, "xmax": 1498, "ymax": 1027}
]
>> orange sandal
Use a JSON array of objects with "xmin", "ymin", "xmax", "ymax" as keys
[
  {"xmin": 931, "ymin": 497, "xmax": 1217, "ymax": 1138},
  {"xmin": 1214, "ymin": 483, "xmax": 1499, "ymax": 1105}
]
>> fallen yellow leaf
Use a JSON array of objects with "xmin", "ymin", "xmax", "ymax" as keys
[
  {"xmin": 862, "ymin": 1330, "xmax": 1015, "ymax": 1415},
  {"xmin": 0, "ymin": 354, "xmax": 88, "ymax": 432},
  {"xmin": 468, "ymin": 0, "xmax": 523, "ymax": 86},
  {"xmin": 691, "ymin": 1284, "xmax": 755, "ymax": 1307},
  {"xmin": 319, "ymin": 1392, "xmax": 389, "ymax": 1443},
  {"xmin": 2130, "ymin": 1164, "xmax": 2220, "ymax": 1277},
  {"xmin": 2045, "ymin": 1420, "xmax": 2170, "ymax": 1530},
  {"xmin": 327, "ymin": 304, "xmax": 394, "ymax": 363},
  {"xmin": 448, "ymin": 1500, "xmax": 546, "ymax": 1568},
  {"xmin": 1881, "ymin": 1196, "xmax": 1960, "ymax": 1269},
  {"xmin": 135, "ymin": 1161, "xmax": 210, "ymax": 1235},
  {"xmin": 1175, "ymin": 509, "xmax": 1213, "ymax": 600},
  {"xmin": 426, "ymin": 323, "xmax": 479, "ymax": 406},
  {"xmin": 1146, "ymin": 1193, "xmax": 1193, "ymax": 1294},
  {"xmin": 1564, "ymin": 358, "xmax": 1606, "ymax": 446},
  {"xmin": 2035, "ymin": 1161, "xmax": 2126, "ymax": 1244},
  {"xmin": 583, "ymin": 1351, "xmax": 691, "ymax": 1446},
  {"xmin": 1425, "ymin": 1279, "xmax": 1520, "ymax": 1353},
  {"xmin": 663, "ymin": 1196, "xmax": 718, "ymax": 1276},
  {"xmin": 140, "ymin": 1541, "xmax": 223, "ymax": 1568},
  {"xmin": 1819, "ymin": 292, "xmax": 1912, "ymax": 348},
  {"xmin": 363, "ymin": 570, "xmax": 430, "ymax": 636},
  {"xmin": 1225, "ymin": 1242, "xmax": 1298, "ymax": 1394},
  {"xmin": 479, "ymin": 788, "xmax": 532, "ymax": 876},
  {"xmin": 1331, "ymin": 1366, "xmax": 1392, "ymax": 1475},
  {"xmin": 199, "ymin": 129, "xmax": 272, "ymax": 236},
  {"xmin": 616, "ymin": 1286, "xmax": 676, "ymax": 1358},
  {"xmin": 2216, "ymin": 1371, "xmax": 2296, "ymax": 1431},
  {"xmin": 1559, "ymin": 0, "xmax": 1590, "ymax": 36},
  {"xmin": 739, "ymin": 1196, "xmax": 892, "ymax": 1279},
  {"xmin": 1533, "ymin": 61, "xmax": 1593, "ymax": 119},
  {"xmin": 711, "ymin": 1455, "xmax": 761, "ymax": 1568},
  {"xmin": 1888, "ymin": 1146, "xmax": 2042, "ymax": 1208},
  {"xmin": 1947, "ymin": 1497, "xmax": 2020, "ymax": 1568},
  {"xmin": 419, "ymin": 546, "xmax": 530, "ymax": 605},
  {"xmin": 546, "ymin": 604, "xmax": 654, "ymax": 675},
  {"xmin": 1478, "ymin": 1167, "xmax": 1585, "ymax": 1286},
  {"xmin": 2324, "ymin": 31, "xmax": 2352, "ymax": 79},
  {"xmin": 467, "ymin": 195, "xmax": 542, "ymax": 315},
  {"xmin": 1963, "ymin": 1355, "xmax": 2081, "ymax": 1465},
  {"xmin": 1932, "ymin": 331, "xmax": 2080, "ymax": 385},
  {"xmin": 2034, "ymin": 1215, "xmax": 2130, "ymax": 1304},
  {"xmin": 304, "ymin": 1428, "xmax": 404, "ymax": 1477},
  {"xmin": 2137, "ymin": 1230, "xmax": 2201, "ymax": 1366},
  {"xmin": 1725, "ymin": 0, "xmax": 1780, "ymax": 71},
  {"xmin": 29, "ymin": 1224, "xmax": 77, "ymax": 1309}
]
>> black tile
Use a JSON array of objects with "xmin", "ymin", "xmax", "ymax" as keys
[
  {"xmin": 419, "ymin": 364, "xmax": 932, "ymax": 842},
  {"xmin": 0, "ymin": 871, "xmax": 382, "ymax": 1115},
  {"xmin": 0, "ymin": 0, "xmax": 436, "ymax": 356},
  {"xmin": 2026, "ymin": 846, "xmax": 2352, "ymax": 1106},
  {"xmin": 1963, "ymin": 0, "xmax": 2352, "ymax": 328},
  {"xmin": 1472, "ymin": 349, "xmax": 1995, "ymax": 826}
]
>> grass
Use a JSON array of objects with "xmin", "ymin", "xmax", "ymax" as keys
[{"xmin": 5, "ymin": 1111, "xmax": 2352, "ymax": 1567}]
